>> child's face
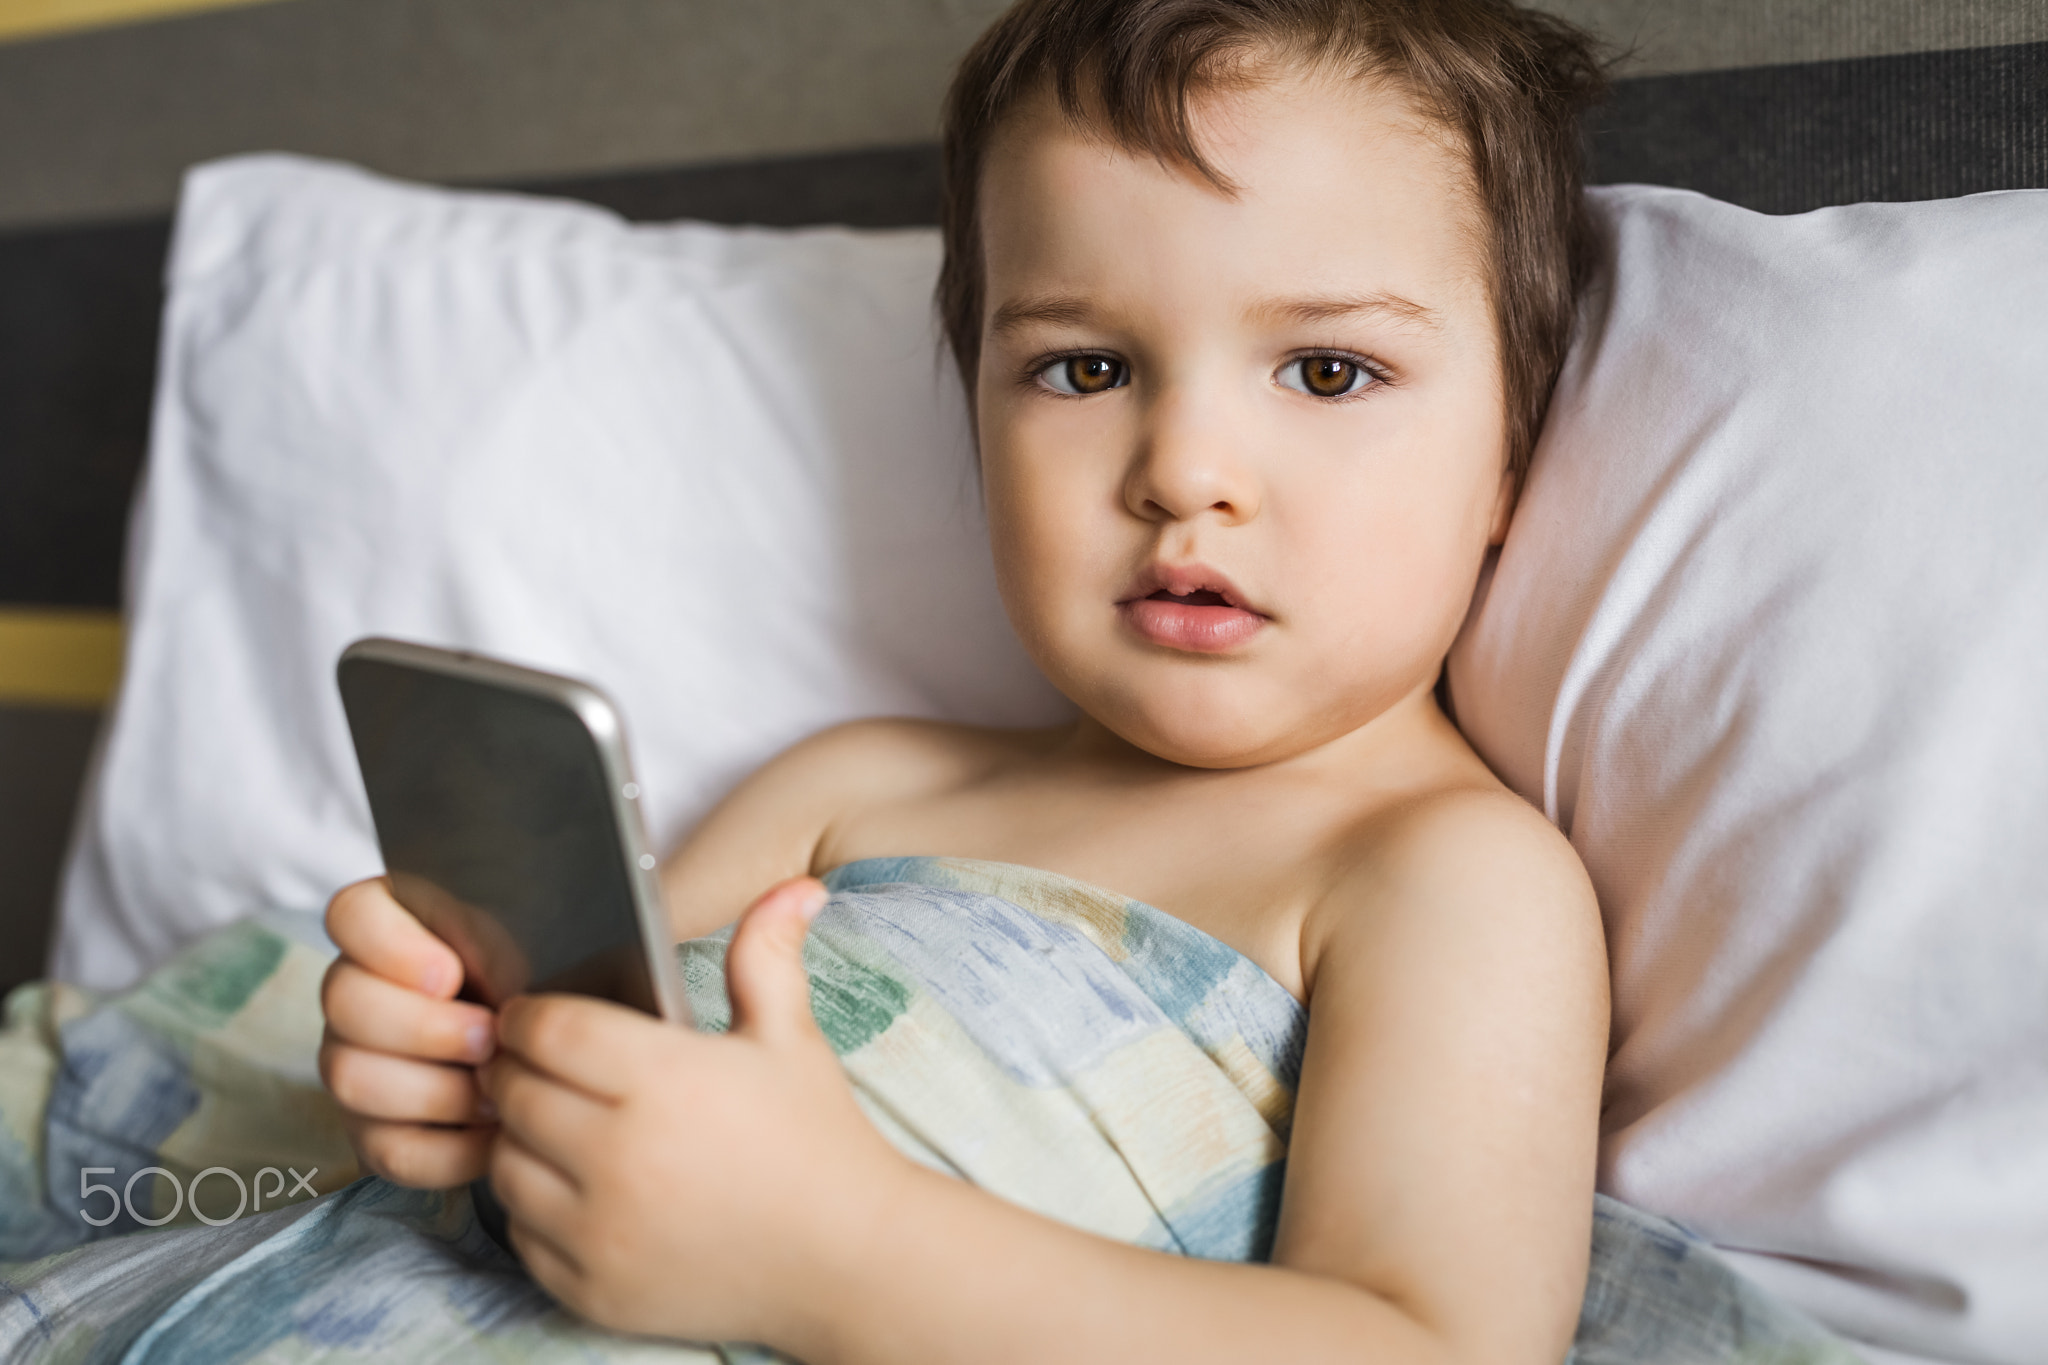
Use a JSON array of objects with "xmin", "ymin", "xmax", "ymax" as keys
[{"xmin": 975, "ymin": 66, "xmax": 1514, "ymax": 769}]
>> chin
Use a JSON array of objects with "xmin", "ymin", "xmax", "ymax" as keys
[
  {"xmin": 1137, "ymin": 733, "xmax": 1284, "ymax": 770},
  {"xmin": 1095, "ymin": 678, "xmax": 1306, "ymax": 770},
  {"xmin": 1026, "ymin": 619, "xmax": 1405, "ymax": 768}
]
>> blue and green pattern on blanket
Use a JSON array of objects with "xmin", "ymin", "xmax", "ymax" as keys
[
  {"xmin": 0, "ymin": 857, "xmax": 1864, "ymax": 1363},
  {"xmin": 686, "ymin": 856, "xmax": 1306, "ymax": 1264}
]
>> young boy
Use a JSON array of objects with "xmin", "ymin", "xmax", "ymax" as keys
[{"xmin": 319, "ymin": 1, "xmax": 1612, "ymax": 1360}]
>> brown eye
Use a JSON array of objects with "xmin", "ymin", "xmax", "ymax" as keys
[
  {"xmin": 1281, "ymin": 355, "xmax": 1372, "ymax": 399},
  {"xmin": 1042, "ymin": 355, "xmax": 1127, "ymax": 395}
]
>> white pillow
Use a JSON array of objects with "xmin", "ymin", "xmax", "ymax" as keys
[
  {"xmin": 1448, "ymin": 186, "xmax": 2048, "ymax": 1365},
  {"xmin": 52, "ymin": 154, "xmax": 1071, "ymax": 993}
]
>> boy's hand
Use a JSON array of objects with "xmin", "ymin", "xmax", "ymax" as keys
[
  {"xmin": 319, "ymin": 877, "xmax": 500, "ymax": 1188},
  {"xmin": 479, "ymin": 877, "xmax": 907, "ymax": 1347}
]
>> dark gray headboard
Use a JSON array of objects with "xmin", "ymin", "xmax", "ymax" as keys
[{"xmin": 1592, "ymin": 40, "xmax": 2048, "ymax": 211}]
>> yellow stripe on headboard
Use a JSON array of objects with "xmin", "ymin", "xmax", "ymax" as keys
[
  {"xmin": 0, "ymin": 609, "xmax": 124, "ymax": 708},
  {"xmin": 0, "ymin": 0, "xmax": 286, "ymax": 44}
]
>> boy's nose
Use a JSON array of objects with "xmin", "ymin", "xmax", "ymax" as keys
[{"xmin": 1121, "ymin": 394, "xmax": 1261, "ymax": 526}]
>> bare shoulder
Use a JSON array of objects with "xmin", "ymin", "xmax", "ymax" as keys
[
  {"xmin": 1364, "ymin": 783, "xmax": 1592, "ymax": 913},
  {"xmin": 763, "ymin": 715, "xmax": 1044, "ymax": 801},
  {"xmin": 1305, "ymin": 781, "xmax": 1604, "ymax": 1009},
  {"xmin": 659, "ymin": 717, "xmax": 1056, "ymax": 938}
]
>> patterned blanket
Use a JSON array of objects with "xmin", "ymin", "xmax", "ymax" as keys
[{"xmin": 0, "ymin": 857, "xmax": 1863, "ymax": 1363}]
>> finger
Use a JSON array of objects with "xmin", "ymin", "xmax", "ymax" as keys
[
  {"xmin": 477, "ymin": 1050, "xmax": 611, "ymax": 1180},
  {"xmin": 321, "ymin": 1033, "xmax": 495, "ymax": 1125},
  {"xmin": 326, "ymin": 877, "xmax": 465, "ymax": 998},
  {"xmin": 495, "ymin": 993, "xmax": 677, "ymax": 1102},
  {"xmin": 322, "ymin": 958, "xmax": 496, "ymax": 1063},
  {"xmin": 489, "ymin": 1128, "xmax": 585, "ymax": 1226},
  {"xmin": 349, "ymin": 1114, "xmax": 493, "ymax": 1189},
  {"xmin": 506, "ymin": 1216, "xmax": 587, "ymax": 1308},
  {"xmin": 726, "ymin": 876, "xmax": 827, "ymax": 1043}
]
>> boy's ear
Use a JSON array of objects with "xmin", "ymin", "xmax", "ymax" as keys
[{"xmin": 1486, "ymin": 466, "xmax": 1517, "ymax": 547}]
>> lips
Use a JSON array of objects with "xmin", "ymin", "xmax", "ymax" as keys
[{"xmin": 1117, "ymin": 563, "xmax": 1267, "ymax": 653}]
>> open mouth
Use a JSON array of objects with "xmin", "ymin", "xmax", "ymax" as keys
[
  {"xmin": 1119, "ymin": 567, "xmax": 1267, "ymax": 653},
  {"xmin": 1146, "ymin": 588, "xmax": 1232, "ymax": 607}
]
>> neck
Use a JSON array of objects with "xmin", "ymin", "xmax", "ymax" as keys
[{"xmin": 1054, "ymin": 675, "xmax": 1457, "ymax": 782}]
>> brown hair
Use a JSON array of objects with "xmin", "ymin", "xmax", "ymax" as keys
[{"xmin": 938, "ymin": 0, "xmax": 1608, "ymax": 482}]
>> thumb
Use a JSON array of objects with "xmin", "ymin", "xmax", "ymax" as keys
[{"xmin": 726, "ymin": 877, "xmax": 827, "ymax": 1043}]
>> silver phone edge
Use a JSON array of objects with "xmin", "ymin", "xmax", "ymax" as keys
[{"xmin": 338, "ymin": 636, "xmax": 695, "ymax": 1029}]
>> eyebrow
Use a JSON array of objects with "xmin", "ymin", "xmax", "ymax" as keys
[
  {"xmin": 989, "ymin": 294, "xmax": 1098, "ymax": 335},
  {"xmin": 987, "ymin": 290, "xmax": 1443, "ymax": 336},
  {"xmin": 1248, "ymin": 292, "xmax": 1443, "ymax": 331}
]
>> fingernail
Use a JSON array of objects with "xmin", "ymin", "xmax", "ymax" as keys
[
  {"xmin": 465, "ymin": 1022, "xmax": 495, "ymax": 1062},
  {"xmin": 798, "ymin": 886, "xmax": 828, "ymax": 923}
]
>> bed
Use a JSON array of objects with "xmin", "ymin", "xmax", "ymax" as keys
[{"xmin": 1, "ymin": 5, "xmax": 2045, "ymax": 1364}]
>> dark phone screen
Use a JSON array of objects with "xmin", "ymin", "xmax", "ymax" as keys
[{"xmin": 338, "ymin": 656, "xmax": 661, "ymax": 1014}]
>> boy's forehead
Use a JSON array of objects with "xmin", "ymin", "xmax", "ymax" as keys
[{"xmin": 979, "ymin": 72, "xmax": 1489, "ymax": 321}]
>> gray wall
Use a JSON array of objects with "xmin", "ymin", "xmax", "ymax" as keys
[
  {"xmin": 4, "ymin": 0, "xmax": 2046, "ymax": 231},
  {"xmin": 1561, "ymin": 0, "xmax": 2048, "ymax": 73},
  {"xmin": 0, "ymin": 0, "xmax": 1009, "ymax": 232}
]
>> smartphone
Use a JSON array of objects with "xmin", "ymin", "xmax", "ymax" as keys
[{"xmin": 336, "ymin": 637, "xmax": 689, "ymax": 1024}]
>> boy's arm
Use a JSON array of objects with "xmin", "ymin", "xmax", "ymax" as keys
[
  {"xmin": 484, "ymin": 789, "xmax": 1609, "ymax": 1365},
  {"xmin": 1279, "ymin": 789, "xmax": 1609, "ymax": 1359}
]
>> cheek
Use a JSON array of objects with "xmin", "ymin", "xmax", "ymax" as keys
[
  {"xmin": 981, "ymin": 471, "xmax": 1050, "ymax": 636},
  {"xmin": 1276, "ymin": 436, "xmax": 1499, "ymax": 655},
  {"xmin": 978, "ymin": 419, "xmax": 1112, "ymax": 649}
]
